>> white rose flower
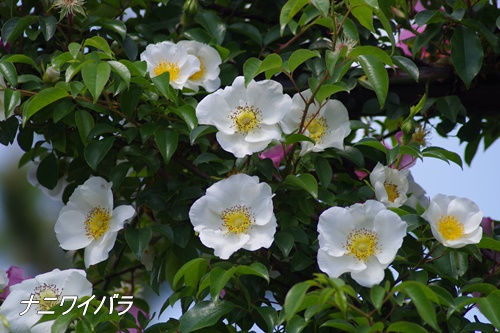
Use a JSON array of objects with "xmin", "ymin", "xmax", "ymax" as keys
[
  {"xmin": 0, "ymin": 73, "xmax": 20, "ymax": 120},
  {"xmin": 55, "ymin": 176, "xmax": 136, "ymax": 267},
  {"xmin": 189, "ymin": 173, "xmax": 277, "ymax": 259},
  {"xmin": 177, "ymin": 40, "xmax": 221, "ymax": 93},
  {"xmin": 140, "ymin": 41, "xmax": 200, "ymax": 90},
  {"xmin": 422, "ymin": 194, "xmax": 483, "ymax": 248},
  {"xmin": 280, "ymin": 89, "xmax": 351, "ymax": 155},
  {"xmin": 196, "ymin": 76, "xmax": 292, "ymax": 158},
  {"xmin": 370, "ymin": 162, "xmax": 409, "ymax": 208},
  {"xmin": 317, "ymin": 200, "xmax": 407, "ymax": 287},
  {"xmin": 0, "ymin": 269, "xmax": 92, "ymax": 333}
]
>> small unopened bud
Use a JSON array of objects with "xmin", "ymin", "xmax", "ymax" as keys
[
  {"xmin": 43, "ymin": 66, "xmax": 60, "ymax": 83},
  {"xmin": 182, "ymin": 0, "xmax": 198, "ymax": 25},
  {"xmin": 401, "ymin": 119, "xmax": 416, "ymax": 145}
]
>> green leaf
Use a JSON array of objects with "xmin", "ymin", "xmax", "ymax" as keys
[
  {"xmin": 477, "ymin": 237, "xmax": 500, "ymax": 252},
  {"xmin": 461, "ymin": 283, "xmax": 498, "ymax": 296},
  {"xmin": 81, "ymin": 61, "xmax": 111, "ymax": 103},
  {"xmin": 355, "ymin": 137, "xmax": 387, "ymax": 153},
  {"xmin": 39, "ymin": 15, "xmax": 57, "ymax": 41},
  {"xmin": 412, "ymin": 23, "xmax": 443, "ymax": 56},
  {"xmin": 315, "ymin": 82, "xmax": 349, "ymax": 102},
  {"xmin": 108, "ymin": 60, "xmax": 131, "ymax": 88},
  {"xmin": 288, "ymin": 49, "xmax": 320, "ymax": 72},
  {"xmin": 259, "ymin": 53, "xmax": 283, "ymax": 79},
  {"xmin": 243, "ymin": 58, "xmax": 261, "ymax": 86},
  {"xmin": 280, "ymin": 0, "xmax": 310, "ymax": 33},
  {"xmin": 387, "ymin": 321, "xmax": 429, "ymax": 333},
  {"xmin": 3, "ymin": 89, "xmax": 21, "ymax": 117},
  {"xmin": 435, "ymin": 95, "xmax": 466, "ymax": 123},
  {"xmin": 422, "ymin": 146, "xmax": 463, "ymax": 169},
  {"xmin": 451, "ymin": 26, "xmax": 483, "ymax": 89},
  {"xmin": 179, "ymin": 301, "xmax": 235, "ymax": 333},
  {"xmin": 96, "ymin": 19, "xmax": 127, "ymax": 40},
  {"xmin": 393, "ymin": 281, "xmax": 440, "ymax": 332},
  {"xmin": 69, "ymin": 43, "xmax": 81, "ymax": 60},
  {"xmin": 349, "ymin": 0, "xmax": 374, "ymax": 31},
  {"xmin": 357, "ymin": 54, "xmax": 389, "ymax": 108},
  {"xmin": 37, "ymin": 154, "xmax": 58, "ymax": 190},
  {"xmin": 311, "ymin": 0, "xmax": 330, "ymax": 16},
  {"xmin": 173, "ymin": 258, "xmax": 207, "ymax": 290},
  {"xmin": 51, "ymin": 313, "xmax": 76, "ymax": 333},
  {"xmin": 172, "ymin": 105, "xmax": 198, "ymax": 131},
  {"xmin": 477, "ymin": 291, "xmax": 500, "ymax": 329},
  {"xmin": 189, "ymin": 125, "xmax": 217, "ymax": 145},
  {"xmin": 321, "ymin": 319, "xmax": 356, "ymax": 332},
  {"xmin": 119, "ymin": 84, "xmax": 142, "ymax": 117},
  {"xmin": 0, "ymin": 61, "xmax": 18, "ymax": 87},
  {"xmin": 349, "ymin": 46, "xmax": 393, "ymax": 66},
  {"xmin": 125, "ymin": 227, "xmax": 152, "ymax": 260},
  {"xmin": 2, "ymin": 16, "xmax": 38, "ymax": 43},
  {"xmin": 315, "ymin": 156, "xmax": 332, "ymax": 187},
  {"xmin": 229, "ymin": 22, "xmax": 262, "ymax": 45},
  {"xmin": 151, "ymin": 71, "xmax": 175, "ymax": 101},
  {"xmin": 210, "ymin": 267, "xmax": 236, "ymax": 301},
  {"xmin": 2, "ymin": 54, "xmax": 39, "ymax": 70},
  {"xmin": 84, "ymin": 36, "xmax": 114, "ymax": 59},
  {"xmin": 275, "ymin": 231, "xmax": 294, "ymax": 257},
  {"xmin": 75, "ymin": 110, "xmax": 95, "ymax": 144},
  {"xmin": 154, "ymin": 129, "xmax": 178, "ymax": 163},
  {"xmin": 23, "ymin": 87, "xmax": 69, "ymax": 124},
  {"xmin": 284, "ymin": 281, "xmax": 313, "ymax": 321},
  {"xmin": 256, "ymin": 307, "xmax": 278, "ymax": 333},
  {"xmin": 84, "ymin": 137, "xmax": 115, "ymax": 171},
  {"xmin": 392, "ymin": 56, "xmax": 419, "ymax": 82},
  {"xmin": 285, "ymin": 173, "xmax": 318, "ymax": 199},
  {"xmin": 370, "ymin": 285, "xmax": 385, "ymax": 312},
  {"xmin": 285, "ymin": 133, "xmax": 316, "ymax": 145},
  {"xmin": 196, "ymin": 10, "xmax": 226, "ymax": 44},
  {"xmin": 236, "ymin": 262, "xmax": 270, "ymax": 283}
]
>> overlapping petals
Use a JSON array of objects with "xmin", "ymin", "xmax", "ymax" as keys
[{"xmin": 189, "ymin": 173, "xmax": 277, "ymax": 259}]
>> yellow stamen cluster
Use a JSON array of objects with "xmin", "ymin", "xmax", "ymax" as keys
[
  {"xmin": 345, "ymin": 228, "xmax": 379, "ymax": 262},
  {"xmin": 305, "ymin": 115, "xmax": 329, "ymax": 143},
  {"xmin": 231, "ymin": 105, "xmax": 261, "ymax": 133},
  {"xmin": 221, "ymin": 205, "xmax": 254, "ymax": 234},
  {"xmin": 154, "ymin": 61, "xmax": 180, "ymax": 82},
  {"xmin": 85, "ymin": 207, "xmax": 111, "ymax": 240},
  {"xmin": 438, "ymin": 215, "xmax": 464, "ymax": 241},
  {"xmin": 33, "ymin": 283, "xmax": 62, "ymax": 312},
  {"xmin": 384, "ymin": 182, "xmax": 399, "ymax": 203}
]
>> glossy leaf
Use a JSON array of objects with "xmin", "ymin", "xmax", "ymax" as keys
[
  {"xmin": 84, "ymin": 36, "xmax": 114, "ymax": 59},
  {"xmin": 155, "ymin": 129, "xmax": 178, "ymax": 163},
  {"xmin": 0, "ymin": 61, "xmax": 18, "ymax": 87},
  {"xmin": 477, "ymin": 291, "xmax": 500, "ymax": 329},
  {"xmin": 284, "ymin": 281, "xmax": 312, "ymax": 321},
  {"xmin": 125, "ymin": 227, "xmax": 153, "ymax": 260},
  {"xmin": 280, "ymin": 0, "xmax": 309, "ymax": 33},
  {"xmin": 179, "ymin": 301, "xmax": 235, "ymax": 333},
  {"xmin": 75, "ymin": 110, "xmax": 95, "ymax": 144},
  {"xmin": 451, "ymin": 26, "xmax": 483, "ymax": 89},
  {"xmin": 3, "ymin": 89, "xmax": 20, "ymax": 118},
  {"xmin": 108, "ymin": 60, "xmax": 131, "ymax": 88},
  {"xmin": 392, "ymin": 56, "xmax": 419, "ymax": 82},
  {"xmin": 2, "ymin": 16, "xmax": 38, "ymax": 43},
  {"xmin": 387, "ymin": 321, "xmax": 429, "ymax": 333},
  {"xmin": 288, "ymin": 49, "xmax": 320, "ymax": 72},
  {"xmin": 357, "ymin": 54, "xmax": 389, "ymax": 108},
  {"xmin": 39, "ymin": 15, "xmax": 57, "ymax": 41},
  {"xmin": 84, "ymin": 137, "xmax": 115, "ymax": 171},
  {"xmin": 37, "ymin": 154, "xmax": 58, "ymax": 190},
  {"xmin": 81, "ymin": 61, "xmax": 111, "ymax": 103},
  {"xmin": 285, "ymin": 173, "xmax": 318, "ymax": 199}
]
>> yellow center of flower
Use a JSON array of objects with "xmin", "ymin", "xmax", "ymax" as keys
[
  {"xmin": 437, "ymin": 215, "xmax": 464, "ymax": 241},
  {"xmin": 189, "ymin": 57, "xmax": 205, "ymax": 81},
  {"xmin": 305, "ymin": 116, "xmax": 329, "ymax": 143},
  {"xmin": 34, "ymin": 283, "xmax": 62, "ymax": 312},
  {"xmin": 345, "ymin": 228, "xmax": 379, "ymax": 262},
  {"xmin": 85, "ymin": 207, "xmax": 111, "ymax": 240},
  {"xmin": 231, "ymin": 106, "xmax": 261, "ymax": 133},
  {"xmin": 412, "ymin": 126, "xmax": 429, "ymax": 146},
  {"xmin": 221, "ymin": 205, "xmax": 254, "ymax": 234},
  {"xmin": 154, "ymin": 61, "xmax": 180, "ymax": 82},
  {"xmin": 384, "ymin": 182, "xmax": 399, "ymax": 203}
]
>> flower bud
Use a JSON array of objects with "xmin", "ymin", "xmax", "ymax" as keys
[
  {"xmin": 401, "ymin": 119, "xmax": 415, "ymax": 145},
  {"xmin": 43, "ymin": 66, "xmax": 60, "ymax": 83}
]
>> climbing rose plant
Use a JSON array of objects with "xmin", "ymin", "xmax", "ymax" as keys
[{"xmin": 0, "ymin": 0, "xmax": 500, "ymax": 332}]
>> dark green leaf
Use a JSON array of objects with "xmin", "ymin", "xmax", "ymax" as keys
[
  {"xmin": 172, "ymin": 105, "xmax": 198, "ymax": 131},
  {"xmin": 96, "ymin": 19, "xmax": 127, "ymax": 40},
  {"xmin": 275, "ymin": 231, "xmax": 294, "ymax": 257},
  {"xmin": 119, "ymin": 84, "xmax": 142, "ymax": 117},
  {"xmin": 477, "ymin": 237, "xmax": 500, "ymax": 252},
  {"xmin": 179, "ymin": 301, "xmax": 235, "ymax": 333},
  {"xmin": 37, "ymin": 154, "xmax": 58, "ymax": 190},
  {"xmin": 392, "ymin": 56, "xmax": 419, "ymax": 82},
  {"xmin": 2, "ymin": 16, "xmax": 38, "ymax": 43},
  {"xmin": 477, "ymin": 291, "xmax": 500, "ymax": 329},
  {"xmin": 196, "ymin": 10, "xmax": 226, "ymax": 44},
  {"xmin": 311, "ymin": 0, "xmax": 330, "ymax": 16},
  {"xmin": 154, "ymin": 129, "xmax": 178, "ymax": 163},
  {"xmin": 357, "ymin": 54, "xmax": 389, "ymax": 108},
  {"xmin": 125, "ymin": 227, "xmax": 153, "ymax": 260},
  {"xmin": 39, "ymin": 15, "xmax": 57, "ymax": 41},
  {"xmin": 280, "ymin": 0, "xmax": 310, "ymax": 33},
  {"xmin": 387, "ymin": 321, "xmax": 429, "ymax": 333},
  {"xmin": 412, "ymin": 23, "xmax": 442, "ymax": 56},
  {"xmin": 3, "ymin": 89, "xmax": 21, "ymax": 118},
  {"xmin": 81, "ymin": 61, "xmax": 111, "ymax": 103},
  {"xmin": 0, "ymin": 61, "xmax": 18, "ymax": 87},
  {"xmin": 451, "ymin": 26, "xmax": 483, "ymax": 89},
  {"xmin": 108, "ymin": 60, "xmax": 131, "ymax": 88},
  {"xmin": 349, "ymin": 46, "xmax": 393, "ymax": 66},
  {"xmin": 315, "ymin": 156, "xmax": 332, "ymax": 187},
  {"xmin": 285, "ymin": 173, "xmax": 318, "ymax": 199},
  {"xmin": 229, "ymin": 22, "xmax": 262, "ymax": 45},
  {"xmin": 236, "ymin": 262, "xmax": 270, "ymax": 283},
  {"xmin": 84, "ymin": 137, "xmax": 115, "ymax": 171},
  {"xmin": 285, "ymin": 133, "xmax": 316, "ymax": 145},
  {"xmin": 288, "ymin": 49, "xmax": 320, "ymax": 72},
  {"xmin": 75, "ymin": 110, "xmax": 94, "ymax": 144}
]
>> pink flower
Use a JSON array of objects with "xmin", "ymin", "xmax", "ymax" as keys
[
  {"xmin": 481, "ymin": 217, "xmax": 494, "ymax": 237},
  {"xmin": 258, "ymin": 144, "xmax": 292, "ymax": 169},
  {"xmin": 354, "ymin": 169, "xmax": 369, "ymax": 180},
  {"xmin": 0, "ymin": 266, "xmax": 29, "ymax": 300}
]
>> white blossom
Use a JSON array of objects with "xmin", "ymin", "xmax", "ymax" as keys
[
  {"xmin": 280, "ymin": 89, "xmax": 351, "ymax": 155},
  {"xmin": 55, "ymin": 176, "xmax": 135, "ymax": 267},
  {"xmin": 0, "ymin": 269, "xmax": 92, "ymax": 333},
  {"xmin": 140, "ymin": 41, "xmax": 200, "ymax": 90},
  {"xmin": 189, "ymin": 173, "xmax": 277, "ymax": 259},
  {"xmin": 317, "ymin": 200, "xmax": 407, "ymax": 287},
  {"xmin": 177, "ymin": 40, "xmax": 221, "ymax": 93},
  {"xmin": 196, "ymin": 76, "xmax": 291, "ymax": 158},
  {"xmin": 422, "ymin": 194, "xmax": 483, "ymax": 248},
  {"xmin": 370, "ymin": 162, "xmax": 409, "ymax": 208},
  {"xmin": 404, "ymin": 172, "xmax": 429, "ymax": 209}
]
